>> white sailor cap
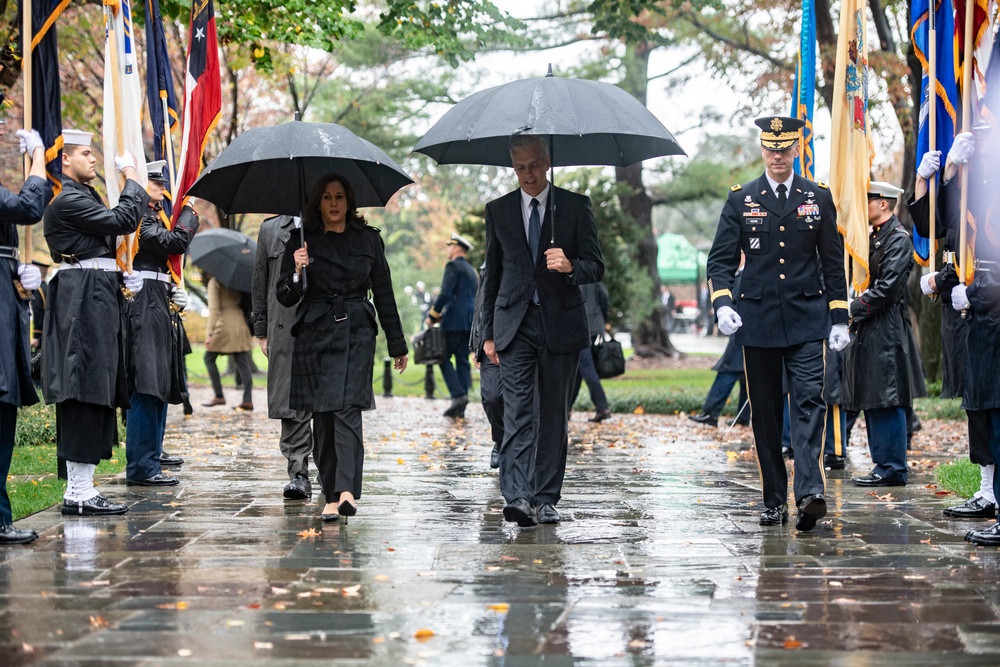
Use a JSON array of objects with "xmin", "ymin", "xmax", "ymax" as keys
[
  {"xmin": 62, "ymin": 129, "xmax": 93, "ymax": 147},
  {"xmin": 867, "ymin": 181, "xmax": 905, "ymax": 200},
  {"xmin": 447, "ymin": 232, "xmax": 474, "ymax": 251},
  {"xmin": 146, "ymin": 160, "xmax": 168, "ymax": 182}
]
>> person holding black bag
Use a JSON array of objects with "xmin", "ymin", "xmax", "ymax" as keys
[{"xmin": 572, "ymin": 281, "xmax": 612, "ymax": 422}]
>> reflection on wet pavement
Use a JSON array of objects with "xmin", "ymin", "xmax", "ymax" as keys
[{"xmin": 3, "ymin": 387, "xmax": 999, "ymax": 665}]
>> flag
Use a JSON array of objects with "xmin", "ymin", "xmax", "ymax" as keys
[
  {"xmin": 830, "ymin": 0, "xmax": 875, "ymax": 293},
  {"xmin": 955, "ymin": 0, "xmax": 994, "ymax": 115},
  {"xmin": 19, "ymin": 0, "xmax": 68, "ymax": 193},
  {"xmin": 982, "ymin": 21, "xmax": 1000, "ymax": 124},
  {"xmin": 173, "ymin": 0, "xmax": 221, "ymax": 227},
  {"xmin": 145, "ymin": 0, "xmax": 181, "ymax": 280},
  {"xmin": 103, "ymin": 0, "xmax": 148, "ymax": 269},
  {"xmin": 791, "ymin": 0, "xmax": 817, "ymax": 180},
  {"xmin": 910, "ymin": 0, "xmax": 960, "ymax": 264}
]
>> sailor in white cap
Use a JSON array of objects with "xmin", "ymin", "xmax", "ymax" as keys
[
  {"xmin": 122, "ymin": 159, "xmax": 201, "ymax": 487},
  {"xmin": 427, "ymin": 232, "xmax": 479, "ymax": 418},
  {"xmin": 41, "ymin": 130, "xmax": 149, "ymax": 517},
  {"xmin": 842, "ymin": 179, "xmax": 914, "ymax": 490}
]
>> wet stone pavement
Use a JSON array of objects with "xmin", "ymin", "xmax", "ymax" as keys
[{"xmin": 4, "ymin": 387, "xmax": 1000, "ymax": 666}]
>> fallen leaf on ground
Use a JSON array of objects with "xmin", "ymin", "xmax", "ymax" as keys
[
  {"xmin": 783, "ymin": 638, "xmax": 803, "ymax": 649},
  {"xmin": 297, "ymin": 528, "xmax": 321, "ymax": 539},
  {"xmin": 342, "ymin": 585, "xmax": 361, "ymax": 597},
  {"xmin": 487, "ymin": 603, "xmax": 510, "ymax": 612},
  {"xmin": 414, "ymin": 628, "xmax": 435, "ymax": 640},
  {"xmin": 253, "ymin": 641, "xmax": 273, "ymax": 650},
  {"xmin": 374, "ymin": 574, "xmax": 390, "ymax": 582}
]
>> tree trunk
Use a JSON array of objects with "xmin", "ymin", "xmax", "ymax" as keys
[{"xmin": 615, "ymin": 39, "xmax": 681, "ymax": 358}]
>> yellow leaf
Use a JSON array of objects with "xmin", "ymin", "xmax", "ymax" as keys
[
  {"xmin": 414, "ymin": 628, "xmax": 435, "ymax": 640},
  {"xmin": 487, "ymin": 603, "xmax": 510, "ymax": 612},
  {"xmin": 297, "ymin": 528, "xmax": 321, "ymax": 539},
  {"xmin": 374, "ymin": 574, "xmax": 390, "ymax": 582},
  {"xmin": 633, "ymin": 406, "xmax": 645, "ymax": 414}
]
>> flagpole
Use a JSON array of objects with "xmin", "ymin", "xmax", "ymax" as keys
[
  {"xmin": 21, "ymin": 0, "xmax": 33, "ymax": 265},
  {"xmin": 104, "ymin": 0, "xmax": 134, "ymax": 271},
  {"xmin": 957, "ymin": 0, "xmax": 975, "ymax": 283},
  {"xmin": 162, "ymin": 97, "xmax": 176, "ymax": 192},
  {"xmin": 928, "ymin": 2, "xmax": 938, "ymax": 274}
]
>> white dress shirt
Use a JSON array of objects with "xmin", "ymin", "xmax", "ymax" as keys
[{"xmin": 765, "ymin": 172, "xmax": 794, "ymax": 199}]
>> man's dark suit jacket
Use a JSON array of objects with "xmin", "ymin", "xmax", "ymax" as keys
[{"xmin": 481, "ymin": 186, "xmax": 604, "ymax": 354}]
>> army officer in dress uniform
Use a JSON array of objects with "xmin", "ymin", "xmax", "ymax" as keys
[{"xmin": 705, "ymin": 116, "xmax": 850, "ymax": 532}]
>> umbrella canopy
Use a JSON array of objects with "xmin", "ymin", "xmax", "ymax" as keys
[
  {"xmin": 188, "ymin": 228, "xmax": 257, "ymax": 293},
  {"xmin": 657, "ymin": 233, "xmax": 707, "ymax": 284},
  {"xmin": 186, "ymin": 121, "xmax": 414, "ymax": 215},
  {"xmin": 413, "ymin": 75, "xmax": 685, "ymax": 167}
]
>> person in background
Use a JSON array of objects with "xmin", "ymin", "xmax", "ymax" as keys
[
  {"xmin": 572, "ymin": 280, "xmax": 613, "ymax": 423},
  {"xmin": 470, "ymin": 261, "xmax": 505, "ymax": 469},
  {"xmin": 202, "ymin": 275, "xmax": 254, "ymax": 411}
]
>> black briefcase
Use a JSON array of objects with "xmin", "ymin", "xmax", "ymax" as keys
[
  {"xmin": 592, "ymin": 332, "xmax": 626, "ymax": 379},
  {"xmin": 412, "ymin": 326, "xmax": 446, "ymax": 365}
]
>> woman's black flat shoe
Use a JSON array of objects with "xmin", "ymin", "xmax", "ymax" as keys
[{"xmin": 338, "ymin": 500, "xmax": 357, "ymax": 517}]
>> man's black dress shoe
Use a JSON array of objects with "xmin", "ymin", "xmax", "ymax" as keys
[
  {"xmin": 158, "ymin": 453, "xmax": 184, "ymax": 466},
  {"xmin": 782, "ymin": 447, "xmax": 794, "ymax": 460},
  {"xmin": 284, "ymin": 473, "xmax": 312, "ymax": 500},
  {"xmin": 944, "ymin": 495, "xmax": 997, "ymax": 519},
  {"xmin": 589, "ymin": 409, "xmax": 612, "ymax": 423},
  {"xmin": 965, "ymin": 522, "xmax": 1000, "ymax": 546},
  {"xmin": 851, "ymin": 472, "xmax": 906, "ymax": 487},
  {"xmin": 443, "ymin": 395, "xmax": 468, "ymax": 418},
  {"xmin": 338, "ymin": 500, "xmax": 357, "ymax": 517},
  {"xmin": 687, "ymin": 413, "xmax": 718, "ymax": 427},
  {"xmin": 824, "ymin": 454, "xmax": 846, "ymax": 470},
  {"xmin": 759, "ymin": 504, "xmax": 788, "ymax": 526},
  {"xmin": 796, "ymin": 495, "xmax": 827, "ymax": 532},
  {"xmin": 503, "ymin": 498, "xmax": 537, "ymax": 527},
  {"xmin": 126, "ymin": 473, "xmax": 179, "ymax": 486},
  {"xmin": 0, "ymin": 523, "xmax": 38, "ymax": 545},
  {"xmin": 61, "ymin": 495, "xmax": 128, "ymax": 516},
  {"xmin": 536, "ymin": 502, "xmax": 560, "ymax": 524},
  {"xmin": 489, "ymin": 443, "xmax": 500, "ymax": 469}
]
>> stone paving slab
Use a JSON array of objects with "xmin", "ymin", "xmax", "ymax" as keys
[{"xmin": 2, "ymin": 386, "xmax": 1000, "ymax": 665}]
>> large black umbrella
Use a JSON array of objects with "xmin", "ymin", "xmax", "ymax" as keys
[
  {"xmin": 413, "ymin": 71, "xmax": 685, "ymax": 168},
  {"xmin": 186, "ymin": 120, "xmax": 413, "ymax": 291},
  {"xmin": 188, "ymin": 228, "xmax": 256, "ymax": 293}
]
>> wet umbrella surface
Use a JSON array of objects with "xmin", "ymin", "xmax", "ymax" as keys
[{"xmin": 3, "ymin": 384, "xmax": 999, "ymax": 665}]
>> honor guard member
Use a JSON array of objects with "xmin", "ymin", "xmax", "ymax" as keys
[
  {"xmin": 0, "ymin": 128, "xmax": 52, "ymax": 544},
  {"xmin": 123, "ymin": 160, "xmax": 199, "ymax": 487},
  {"xmin": 427, "ymin": 232, "xmax": 479, "ymax": 418},
  {"xmin": 42, "ymin": 130, "xmax": 149, "ymax": 516},
  {"xmin": 842, "ymin": 182, "xmax": 914, "ymax": 487},
  {"xmin": 705, "ymin": 115, "xmax": 849, "ymax": 532}
]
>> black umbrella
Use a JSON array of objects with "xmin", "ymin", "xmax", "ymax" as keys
[
  {"xmin": 186, "ymin": 120, "xmax": 413, "ymax": 291},
  {"xmin": 188, "ymin": 228, "xmax": 257, "ymax": 293}
]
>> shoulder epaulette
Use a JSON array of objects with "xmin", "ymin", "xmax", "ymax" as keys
[
  {"xmin": 730, "ymin": 184, "xmax": 742, "ymax": 192},
  {"xmin": 817, "ymin": 182, "xmax": 829, "ymax": 189}
]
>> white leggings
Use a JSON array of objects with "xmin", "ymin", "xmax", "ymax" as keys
[{"xmin": 64, "ymin": 462, "xmax": 99, "ymax": 503}]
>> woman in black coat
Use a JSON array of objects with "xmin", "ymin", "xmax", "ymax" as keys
[{"xmin": 277, "ymin": 174, "xmax": 407, "ymax": 521}]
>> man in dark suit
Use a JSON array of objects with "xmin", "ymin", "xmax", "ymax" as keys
[
  {"xmin": 706, "ymin": 116, "xmax": 849, "ymax": 532},
  {"xmin": 481, "ymin": 135, "xmax": 604, "ymax": 527},
  {"xmin": 428, "ymin": 232, "xmax": 478, "ymax": 418}
]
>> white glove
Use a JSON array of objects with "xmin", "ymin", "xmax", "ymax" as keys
[
  {"xmin": 920, "ymin": 273, "xmax": 937, "ymax": 296},
  {"xmin": 15, "ymin": 129, "xmax": 44, "ymax": 156},
  {"xmin": 171, "ymin": 286, "xmax": 188, "ymax": 309},
  {"xmin": 951, "ymin": 284, "xmax": 969, "ymax": 310},
  {"xmin": 948, "ymin": 133, "xmax": 975, "ymax": 166},
  {"xmin": 17, "ymin": 263, "xmax": 41, "ymax": 291},
  {"xmin": 917, "ymin": 150, "xmax": 941, "ymax": 179},
  {"xmin": 123, "ymin": 271, "xmax": 144, "ymax": 294},
  {"xmin": 716, "ymin": 305, "xmax": 742, "ymax": 336},
  {"xmin": 828, "ymin": 324, "xmax": 850, "ymax": 352},
  {"xmin": 114, "ymin": 151, "xmax": 136, "ymax": 173}
]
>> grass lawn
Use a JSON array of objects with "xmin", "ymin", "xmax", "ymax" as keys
[{"xmin": 935, "ymin": 459, "xmax": 978, "ymax": 499}]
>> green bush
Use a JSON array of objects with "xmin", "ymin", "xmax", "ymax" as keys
[
  {"xmin": 574, "ymin": 386, "xmax": 705, "ymax": 415},
  {"xmin": 14, "ymin": 403, "xmax": 57, "ymax": 448},
  {"xmin": 914, "ymin": 396, "xmax": 966, "ymax": 421}
]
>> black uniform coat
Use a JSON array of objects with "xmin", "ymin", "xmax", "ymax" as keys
[
  {"xmin": 0, "ymin": 175, "xmax": 51, "ymax": 408},
  {"xmin": 41, "ymin": 178, "xmax": 149, "ymax": 408},
  {"xmin": 481, "ymin": 186, "xmax": 604, "ymax": 354},
  {"xmin": 706, "ymin": 174, "xmax": 848, "ymax": 347},
  {"xmin": 127, "ymin": 205, "xmax": 199, "ymax": 402},
  {"xmin": 430, "ymin": 256, "xmax": 477, "ymax": 332},
  {"xmin": 842, "ymin": 216, "xmax": 915, "ymax": 411},
  {"xmin": 276, "ymin": 220, "xmax": 407, "ymax": 413},
  {"xmin": 252, "ymin": 215, "xmax": 300, "ymax": 419}
]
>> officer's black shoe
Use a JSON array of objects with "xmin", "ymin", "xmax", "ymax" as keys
[
  {"xmin": 965, "ymin": 522, "xmax": 1000, "ymax": 546},
  {"xmin": 61, "ymin": 495, "xmax": 128, "ymax": 516},
  {"xmin": 489, "ymin": 443, "xmax": 500, "ymax": 469},
  {"xmin": 824, "ymin": 454, "xmax": 846, "ymax": 470},
  {"xmin": 796, "ymin": 495, "xmax": 827, "ymax": 532},
  {"xmin": 126, "ymin": 473, "xmax": 179, "ymax": 487},
  {"xmin": 0, "ymin": 523, "xmax": 38, "ymax": 545},
  {"xmin": 687, "ymin": 413, "xmax": 718, "ymax": 427},
  {"xmin": 759, "ymin": 504, "xmax": 789, "ymax": 526},
  {"xmin": 944, "ymin": 495, "xmax": 997, "ymax": 519},
  {"xmin": 589, "ymin": 409, "xmax": 612, "ymax": 423},
  {"xmin": 851, "ymin": 472, "xmax": 906, "ymax": 487},
  {"xmin": 283, "ymin": 473, "xmax": 312, "ymax": 500},
  {"xmin": 158, "ymin": 453, "xmax": 184, "ymax": 466},
  {"xmin": 536, "ymin": 503, "xmax": 561, "ymax": 524},
  {"xmin": 782, "ymin": 447, "xmax": 794, "ymax": 460},
  {"xmin": 503, "ymin": 498, "xmax": 537, "ymax": 527}
]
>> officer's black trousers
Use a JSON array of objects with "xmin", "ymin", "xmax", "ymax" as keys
[{"xmin": 744, "ymin": 341, "xmax": 827, "ymax": 509}]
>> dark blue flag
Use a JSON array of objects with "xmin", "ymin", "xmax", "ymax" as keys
[
  {"xmin": 19, "ymin": 0, "xmax": 65, "ymax": 193},
  {"xmin": 145, "ymin": 0, "xmax": 178, "ymax": 217}
]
